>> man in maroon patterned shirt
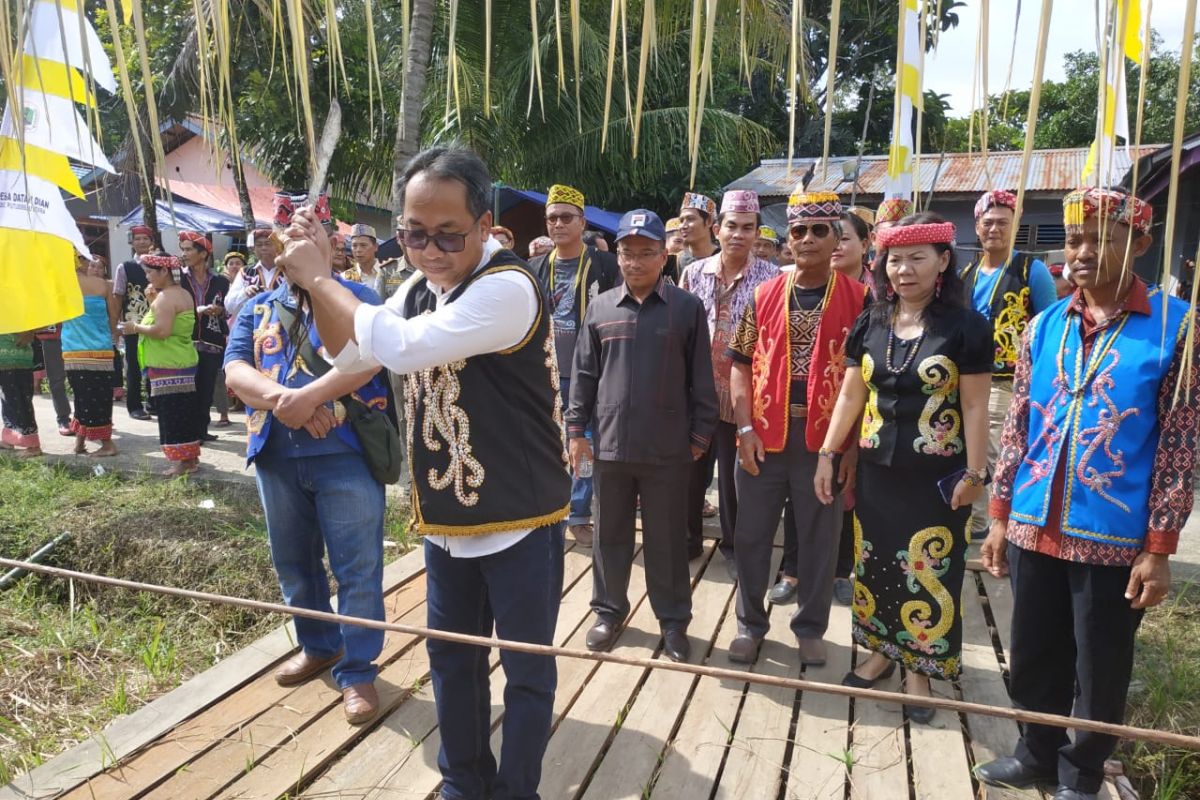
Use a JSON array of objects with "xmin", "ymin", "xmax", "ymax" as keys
[{"xmin": 977, "ymin": 188, "xmax": 1200, "ymax": 800}]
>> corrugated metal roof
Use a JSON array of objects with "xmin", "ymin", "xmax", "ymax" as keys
[{"xmin": 726, "ymin": 146, "xmax": 1164, "ymax": 199}]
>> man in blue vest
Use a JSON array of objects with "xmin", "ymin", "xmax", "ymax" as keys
[
  {"xmin": 977, "ymin": 188, "xmax": 1199, "ymax": 800},
  {"xmin": 960, "ymin": 189, "xmax": 1058, "ymax": 537}
]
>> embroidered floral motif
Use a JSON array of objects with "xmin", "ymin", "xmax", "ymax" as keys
[
  {"xmin": 993, "ymin": 286, "xmax": 1031, "ymax": 372},
  {"xmin": 913, "ymin": 355, "xmax": 963, "ymax": 456},
  {"xmin": 545, "ymin": 336, "xmax": 568, "ymax": 463},
  {"xmin": 751, "ymin": 333, "xmax": 780, "ymax": 430},
  {"xmin": 412, "ymin": 357, "xmax": 486, "ymax": 507},
  {"xmin": 816, "ymin": 329, "xmax": 850, "ymax": 427},
  {"xmin": 1018, "ymin": 381, "xmax": 1068, "ymax": 491},
  {"xmin": 1075, "ymin": 349, "xmax": 1139, "ymax": 512},
  {"xmin": 895, "ymin": 526, "xmax": 955, "ymax": 656},
  {"xmin": 852, "ymin": 628, "xmax": 962, "ymax": 680},
  {"xmin": 851, "ymin": 516, "xmax": 887, "ymax": 635},
  {"xmin": 859, "ymin": 353, "xmax": 883, "ymax": 448}
]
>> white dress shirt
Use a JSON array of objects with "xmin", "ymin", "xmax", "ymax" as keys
[{"xmin": 334, "ymin": 237, "xmax": 545, "ymax": 558}]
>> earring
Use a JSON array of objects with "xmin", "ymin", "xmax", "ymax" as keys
[
  {"xmin": 935, "ymin": 273, "xmax": 944, "ymax": 299},
  {"xmin": 886, "ymin": 283, "xmax": 896, "ymax": 301}
]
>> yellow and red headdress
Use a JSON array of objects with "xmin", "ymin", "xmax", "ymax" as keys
[{"xmin": 1062, "ymin": 188, "xmax": 1152, "ymax": 236}]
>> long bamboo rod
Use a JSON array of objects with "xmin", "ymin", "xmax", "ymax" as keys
[
  {"xmin": 819, "ymin": 0, "xmax": 841, "ymax": 182},
  {"xmin": 4, "ymin": 556, "xmax": 1198, "ymax": 752},
  {"xmin": 1009, "ymin": 1, "xmax": 1054, "ymax": 256}
]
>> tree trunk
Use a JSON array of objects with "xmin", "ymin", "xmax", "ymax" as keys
[
  {"xmin": 230, "ymin": 147, "xmax": 256, "ymax": 231},
  {"xmin": 135, "ymin": 115, "xmax": 158, "ymax": 235},
  {"xmin": 391, "ymin": 0, "xmax": 437, "ymax": 216}
]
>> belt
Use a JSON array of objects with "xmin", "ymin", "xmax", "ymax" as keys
[{"xmin": 789, "ymin": 404, "xmax": 808, "ymax": 418}]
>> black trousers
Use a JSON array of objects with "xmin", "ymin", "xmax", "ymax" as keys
[
  {"xmin": 123, "ymin": 335, "xmax": 145, "ymax": 413},
  {"xmin": 593, "ymin": 459, "xmax": 692, "ymax": 631},
  {"xmin": 195, "ymin": 350, "xmax": 224, "ymax": 433},
  {"xmin": 687, "ymin": 421, "xmax": 739, "ymax": 560},
  {"xmin": 1007, "ymin": 543, "xmax": 1144, "ymax": 794},
  {"xmin": 835, "ymin": 509, "xmax": 856, "ymax": 578}
]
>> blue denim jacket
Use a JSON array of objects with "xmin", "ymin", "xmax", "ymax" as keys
[{"xmin": 224, "ymin": 277, "xmax": 387, "ymax": 464}]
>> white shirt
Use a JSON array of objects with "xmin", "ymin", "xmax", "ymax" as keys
[
  {"xmin": 334, "ymin": 238, "xmax": 544, "ymax": 558},
  {"xmin": 225, "ymin": 263, "xmax": 281, "ymax": 319}
]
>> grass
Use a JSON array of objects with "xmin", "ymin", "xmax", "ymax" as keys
[
  {"xmin": 0, "ymin": 456, "xmax": 412, "ymax": 785},
  {"xmin": 1121, "ymin": 579, "xmax": 1200, "ymax": 800}
]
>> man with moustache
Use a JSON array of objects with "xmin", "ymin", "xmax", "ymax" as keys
[
  {"xmin": 977, "ymin": 188, "xmax": 1199, "ymax": 800},
  {"xmin": 568, "ymin": 209, "xmax": 718, "ymax": 663},
  {"xmin": 726, "ymin": 191, "xmax": 868, "ymax": 667}
]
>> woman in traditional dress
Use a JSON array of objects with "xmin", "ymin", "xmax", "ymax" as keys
[
  {"xmin": 814, "ymin": 213, "xmax": 991, "ymax": 723},
  {"xmin": 0, "ymin": 331, "xmax": 40, "ymax": 457},
  {"xmin": 179, "ymin": 231, "xmax": 230, "ymax": 442},
  {"xmin": 62, "ymin": 255, "xmax": 118, "ymax": 456},
  {"xmin": 117, "ymin": 255, "xmax": 201, "ymax": 476}
]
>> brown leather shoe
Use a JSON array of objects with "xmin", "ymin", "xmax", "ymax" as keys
[
  {"xmin": 796, "ymin": 637, "xmax": 827, "ymax": 666},
  {"xmin": 273, "ymin": 649, "xmax": 343, "ymax": 686},
  {"xmin": 343, "ymin": 682, "xmax": 379, "ymax": 725},
  {"xmin": 728, "ymin": 634, "xmax": 762, "ymax": 664},
  {"xmin": 569, "ymin": 523, "xmax": 594, "ymax": 547}
]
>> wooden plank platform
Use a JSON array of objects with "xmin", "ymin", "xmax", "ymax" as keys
[{"xmin": 7, "ymin": 531, "xmax": 1125, "ymax": 800}]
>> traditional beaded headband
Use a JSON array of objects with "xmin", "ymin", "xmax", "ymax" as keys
[{"xmin": 875, "ymin": 222, "xmax": 957, "ymax": 248}]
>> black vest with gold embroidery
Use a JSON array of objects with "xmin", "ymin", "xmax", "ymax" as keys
[
  {"xmin": 401, "ymin": 250, "xmax": 570, "ymax": 536},
  {"xmin": 960, "ymin": 253, "xmax": 1033, "ymax": 379}
]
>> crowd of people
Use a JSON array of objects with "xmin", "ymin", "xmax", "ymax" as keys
[{"xmin": 3, "ymin": 145, "xmax": 1196, "ymax": 800}]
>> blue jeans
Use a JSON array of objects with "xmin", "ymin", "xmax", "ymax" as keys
[
  {"xmin": 426, "ymin": 524, "xmax": 565, "ymax": 800},
  {"xmin": 560, "ymin": 378, "xmax": 593, "ymax": 525},
  {"xmin": 254, "ymin": 451, "xmax": 386, "ymax": 689}
]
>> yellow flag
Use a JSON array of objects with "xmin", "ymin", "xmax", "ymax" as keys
[
  {"xmin": 0, "ymin": 138, "xmax": 84, "ymax": 197},
  {"xmin": 0, "ymin": 228, "xmax": 82, "ymax": 333}
]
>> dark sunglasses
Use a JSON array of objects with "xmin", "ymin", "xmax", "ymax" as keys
[
  {"xmin": 789, "ymin": 223, "xmax": 832, "ymax": 240},
  {"xmin": 396, "ymin": 227, "xmax": 476, "ymax": 253},
  {"xmin": 546, "ymin": 212, "xmax": 581, "ymax": 225}
]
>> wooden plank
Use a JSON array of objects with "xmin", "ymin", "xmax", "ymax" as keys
[
  {"xmin": 536, "ymin": 550, "xmax": 693, "ymax": 800},
  {"xmin": 353, "ymin": 545, "xmax": 630, "ymax": 800},
  {"xmin": 715, "ymin": 593, "xmax": 804, "ymax": 800},
  {"xmin": 847, "ymin": 657, "xmax": 908, "ymax": 799},
  {"xmin": 647, "ymin": 581, "xmax": 746, "ymax": 798},
  {"xmin": 908, "ymin": 677, "xmax": 976, "ymax": 799},
  {"xmin": 25, "ymin": 547, "xmax": 429, "ymax": 800},
  {"xmin": 299, "ymin": 547, "xmax": 597, "ymax": 799},
  {"xmin": 981, "ymin": 571, "xmax": 1016, "ymax": 661},
  {"xmin": 785, "ymin": 602, "xmax": 854, "ymax": 800},
  {"xmin": 961, "ymin": 574, "xmax": 1038, "ymax": 800},
  {"xmin": 60, "ymin": 574, "xmax": 430, "ymax": 800},
  {"xmin": 578, "ymin": 551, "xmax": 736, "ymax": 800},
  {"xmin": 143, "ymin": 600, "xmax": 432, "ymax": 800}
]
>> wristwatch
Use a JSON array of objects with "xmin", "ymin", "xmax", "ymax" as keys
[{"xmin": 737, "ymin": 425, "xmax": 754, "ymax": 436}]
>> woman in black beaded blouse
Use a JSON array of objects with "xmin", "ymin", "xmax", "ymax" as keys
[{"xmin": 814, "ymin": 213, "xmax": 992, "ymax": 724}]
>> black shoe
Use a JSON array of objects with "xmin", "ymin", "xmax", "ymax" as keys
[
  {"xmin": 728, "ymin": 634, "xmax": 761, "ymax": 664},
  {"xmin": 841, "ymin": 661, "xmax": 896, "ymax": 689},
  {"xmin": 202, "ymin": 432, "xmax": 217, "ymax": 443},
  {"xmin": 129, "ymin": 409, "xmax": 151, "ymax": 421},
  {"xmin": 662, "ymin": 629, "xmax": 690, "ymax": 663},
  {"xmin": 832, "ymin": 577, "xmax": 854, "ymax": 606},
  {"xmin": 767, "ymin": 578, "xmax": 798, "ymax": 604},
  {"xmin": 586, "ymin": 619, "xmax": 618, "ymax": 652},
  {"xmin": 1051, "ymin": 787, "xmax": 1097, "ymax": 800},
  {"xmin": 904, "ymin": 703, "xmax": 937, "ymax": 725},
  {"xmin": 974, "ymin": 757, "xmax": 1057, "ymax": 789}
]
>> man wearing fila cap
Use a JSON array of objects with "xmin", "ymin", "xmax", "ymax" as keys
[
  {"xmin": 567, "ymin": 209, "xmax": 717, "ymax": 662},
  {"xmin": 976, "ymin": 188, "xmax": 1200, "ymax": 800},
  {"xmin": 112, "ymin": 224, "xmax": 156, "ymax": 419},
  {"xmin": 960, "ymin": 189, "xmax": 1057, "ymax": 537},
  {"xmin": 529, "ymin": 184, "xmax": 621, "ymax": 547},
  {"xmin": 679, "ymin": 190, "xmax": 779, "ymax": 569},
  {"xmin": 726, "ymin": 190, "xmax": 868, "ymax": 667}
]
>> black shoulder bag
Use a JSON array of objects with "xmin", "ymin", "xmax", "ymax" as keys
[{"xmin": 272, "ymin": 300, "xmax": 404, "ymax": 485}]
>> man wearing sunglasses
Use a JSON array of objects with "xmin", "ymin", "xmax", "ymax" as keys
[
  {"xmin": 278, "ymin": 146, "xmax": 570, "ymax": 800},
  {"xmin": 528, "ymin": 184, "xmax": 620, "ymax": 548},
  {"xmin": 726, "ymin": 190, "xmax": 868, "ymax": 667}
]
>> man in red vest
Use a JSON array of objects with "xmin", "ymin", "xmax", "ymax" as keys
[{"xmin": 726, "ymin": 190, "xmax": 868, "ymax": 666}]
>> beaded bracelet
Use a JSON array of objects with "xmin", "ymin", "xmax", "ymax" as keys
[
  {"xmin": 962, "ymin": 468, "xmax": 987, "ymax": 487},
  {"xmin": 818, "ymin": 447, "xmax": 838, "ymax": 460}
]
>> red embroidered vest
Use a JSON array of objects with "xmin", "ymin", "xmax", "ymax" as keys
[{"xmin": 750, "ymin": 271, "xmax": 867, "ymax": 453}]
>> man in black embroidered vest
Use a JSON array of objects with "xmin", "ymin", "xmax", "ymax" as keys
[
  {"xmin": 959, "ymin": 189, "xmax": 1058, "ymax": 538},
  {"xmin": 529, "ymin": 184, "xmax": 620, "ymax": 548},
  {"xmin": 567, "ymin": 209, "xmax": 718, "ymax": 663},
  {"xmin": 112, "ymin": 224, "xmax": 155, "ymax": 420},
  {"xmin": 278, "ymin": 147, "xmax": 570, "ymax": 800}
]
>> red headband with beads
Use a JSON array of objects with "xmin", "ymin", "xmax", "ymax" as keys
[{"xmin": 875, "ymin": 222, "xmax": 956, "ymax": 249}]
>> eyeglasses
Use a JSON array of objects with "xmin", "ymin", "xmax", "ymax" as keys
[
  {"xmin": 546, "ymin": 212, "xmax": 582, "ymax": 225},
  {"xmin": 789, "ymin": 223, "xmax": 832, "ymax": 240},
  {"xmin": 616, "ymin": 248, "xmax": 664, "ymax": 262},
  {"xmin": 396, "ymin": 227, "xmax": 476, "ymax": 253}
]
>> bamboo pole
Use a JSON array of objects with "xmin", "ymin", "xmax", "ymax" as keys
[
  {"xmin": 1009, "ymin": 1, "xmax": 1054, "ymax": 257},
  {"xmin": 820, "ymin": 0, "xmax": 841, "ymax": 182}
]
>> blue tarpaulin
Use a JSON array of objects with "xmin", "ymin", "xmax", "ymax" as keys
[
  {"xmin": 496, "ymin": 187, "xmax": 623, "ymax": 234},
  {"xmin": 119, "ymin": 198, "xmax": 267, "ymax": 233}
]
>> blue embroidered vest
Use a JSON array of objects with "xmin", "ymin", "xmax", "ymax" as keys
[
  {"xmin": 244, "ymin": 279, "xmax": 389, "ymax": 464},
  {"xmin": 1011, "ymin": 287, "xmax": 1189, "ymax": 547}
]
